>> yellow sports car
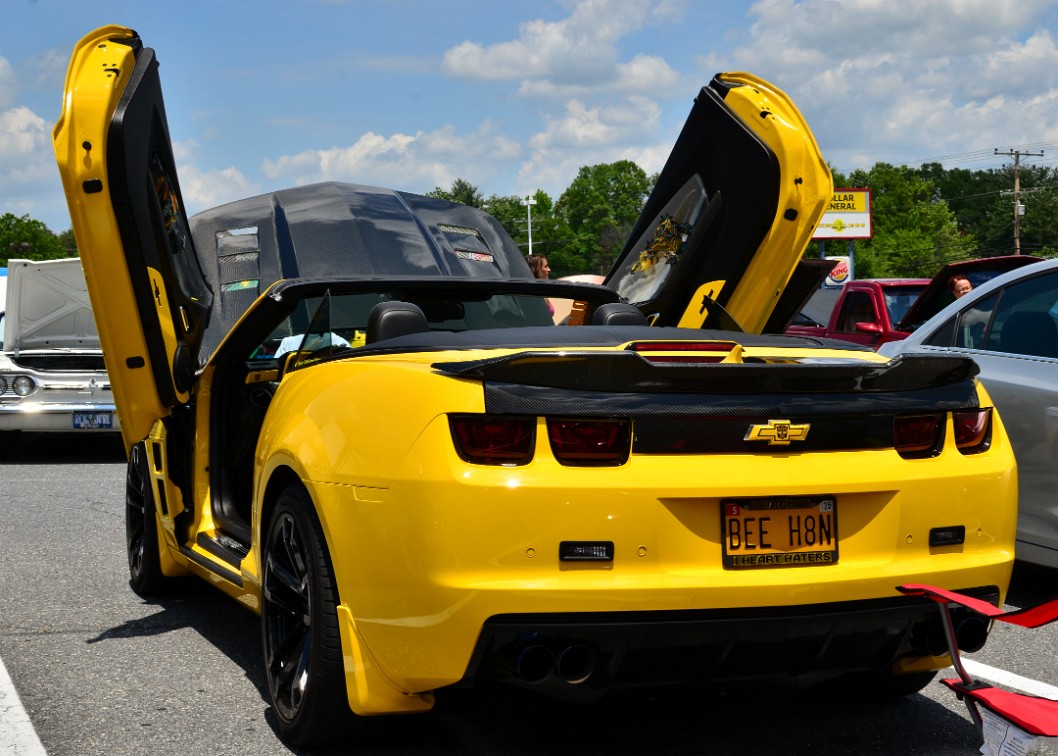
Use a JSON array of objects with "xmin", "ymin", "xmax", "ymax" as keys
[{"xmin": 54, "ymin": 26, "xmax": 1016, "ymax": 749}]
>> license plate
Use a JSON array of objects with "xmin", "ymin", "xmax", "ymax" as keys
[
  {"xmin": 721, "ymin": 496, "xmax": 838, "ymax": 569},
  {"xmin": 73, "ymin": 411, "xmax": 113, "ymax": 429}
]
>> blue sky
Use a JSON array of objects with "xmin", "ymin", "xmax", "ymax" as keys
[{"xmin": 4, "ymin": 0, "xmax": 1058, "ymax": 233}]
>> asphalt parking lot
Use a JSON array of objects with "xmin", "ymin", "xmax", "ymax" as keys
[{"xmin": 1, "ymin": 432, "xmax": 1056, "ymax": 755}]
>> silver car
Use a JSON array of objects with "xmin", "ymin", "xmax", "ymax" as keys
[
  {"xmin": 879, "ymin": 257, "xmax": 1058, "ymax": 568},
  {"xmin": 0, "ymin": 258, "xmax": 120, "ymax": 445}
]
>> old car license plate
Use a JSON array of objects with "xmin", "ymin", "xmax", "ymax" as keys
[
  {"xmin": 721, "ymin": 496, "xmax": 837, "ymax": 569},
  {"xmin": 73, "ymin": 411, "xmax": 113, "ymax": 429}
]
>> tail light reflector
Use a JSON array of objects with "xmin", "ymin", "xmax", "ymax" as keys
[
  {"xmin": 894, "ymin": 414, "xmax": 943, "ymax": 458},
  {"xmin": 547, "ymin": 419, "xmax": 631, "ymax": 466},
  {"xmin": 450, "ymin": 415, "xmax": 535, "ymax": 465},
  {"xmin": 953, "ymin": 408, "xmax": 992, "ymax": 454}
]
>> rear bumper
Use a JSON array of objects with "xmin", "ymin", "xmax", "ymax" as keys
[
  {"xmin": 0, "ymin": 403, "xmax": 120, "ymax": 431},
  {"xmin": 465, "ymin": 588, "xmax": 998, "ymax": 696}
]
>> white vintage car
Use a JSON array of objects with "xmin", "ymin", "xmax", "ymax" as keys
[{"xmin": 0, "ymin": 258, "xmax": 120, "ymax": 445}]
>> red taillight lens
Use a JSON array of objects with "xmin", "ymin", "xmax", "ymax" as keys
[
  {"xmin": 953, "ymin": 408, "xmax": 992, "ymax": 454},
  {"xmin": 629, "ymin": 341, "xmax": 735, "ymax": 364},
  {"xmin": 450, "ymin": 415, "xmax": 535, "ymax": 465},
  {"xmin": 894, "ymin": 414, "xmax": 944, "ymax": 458},
  {"xmin": 547, "ymin": 419, "xmax": 631, "ymax": 466}
]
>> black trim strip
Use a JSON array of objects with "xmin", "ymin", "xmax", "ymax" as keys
[
  {"xmin": 179, "ymin": 545, "xmax": 243, "ymax": 587},
  {"xmin": 196, "ymin": 531, "xmax": 248, "ymax": 567}
]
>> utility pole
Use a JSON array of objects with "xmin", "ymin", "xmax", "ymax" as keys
[
  {"xmin": 995, "ymin": 148, "xmax": 1044, "ymax": 254},
  {"xmin": 522, "ymin": 195, "xmax": 537, "ymax": 255}
]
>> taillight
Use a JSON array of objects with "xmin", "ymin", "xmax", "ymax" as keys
[
  {"xmin": 628, "ymin": 341, "xmax": 739, "ymax": 364},
  {"xmin": 894, "ymin": 414, "xmax": 944, "ymax": 458},
  {"xmin": 953, "ymin": 408, "xmax": 992, "ymax": 454},
  {"xmin": 449, "ymin": 415, "xmax": 535, "ymax": 465},
  {"xmin": 547, "ymin": 419, "xmax": 631, "ymax": 466}
]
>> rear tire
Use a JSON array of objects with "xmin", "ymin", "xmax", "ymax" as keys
[
  {"xmin": 126, "ymin": 442, "xmax": 168, "ymax": 595},
  {"xmin": 262, "ymin": 484, "xmax": 356, "ymax": 747}
]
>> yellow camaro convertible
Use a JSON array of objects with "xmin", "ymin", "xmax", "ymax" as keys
[{"xmin": 54, "ymin": 26, "xmax": 1017, "ymax": 749}]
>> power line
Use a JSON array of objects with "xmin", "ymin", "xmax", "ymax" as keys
[{"xmin": 903, "ymin": 141, "xmax": 1058, "ymax": 168}]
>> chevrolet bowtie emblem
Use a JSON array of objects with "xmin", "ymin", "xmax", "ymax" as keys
[{"xmin": 745, "ymin": 419, "xmax": 810, "ymax": 446}]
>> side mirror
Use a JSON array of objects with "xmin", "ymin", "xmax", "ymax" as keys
[{"xmin": 855, "ymin": 321, "xmax": 883, "ymax": 334}]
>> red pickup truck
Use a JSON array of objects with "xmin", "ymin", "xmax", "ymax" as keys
[{"xmin": 786, "ymin": 256, "xmax": 1043, "ymax": 348}]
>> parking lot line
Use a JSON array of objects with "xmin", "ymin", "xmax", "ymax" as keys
[
  {"xmin": 956, "ymin": 658, "xmax": 1058, "ymax": 700},
  {"xmin": 0, "ymin": 653, "xmax": 47, "ymax": 756}
]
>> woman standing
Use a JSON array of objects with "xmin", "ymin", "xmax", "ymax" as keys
[{"xmin": 527, "ymin": 254, "xmax": 554, "ymax": 316}]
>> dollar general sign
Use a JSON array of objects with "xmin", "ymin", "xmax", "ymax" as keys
[{"xmin": 813, "ymin": 188, "xmax": 872, "ymax": 240}]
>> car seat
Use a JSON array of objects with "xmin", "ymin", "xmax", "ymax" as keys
[
  {"xmin": 592, "ymin": 303, "xmax": 648, "ymax": 326},
  {"xmin": 366, "ymin": 301, "xmax": 429, "ymax": 343}
]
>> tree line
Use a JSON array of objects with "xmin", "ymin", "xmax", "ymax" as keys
[{"xmin": 4, "ymin": 158, "xmax": 1056, "ymax": 277}]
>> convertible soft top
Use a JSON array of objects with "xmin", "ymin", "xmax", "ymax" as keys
[{"xmin": 189, "ymin": 182, "xmax": 531, "ymax": 355}]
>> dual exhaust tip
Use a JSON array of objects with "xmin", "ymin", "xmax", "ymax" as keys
[
  {"xmin": 913, "ymin": 611, "xmax": 990, "ymax": 657},
  {"xmin": 508, "ymin": 642, "xmax": 596, "ymax": 686}
]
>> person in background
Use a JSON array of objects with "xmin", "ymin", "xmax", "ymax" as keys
[
  {"xmin": 527, "ymin": 254, "xmax": 554, "ymax": 316},
  {"xmin": 950, "ymin": 275, "xmax": 973, "ymax": 298},
  {"xmin": 527, "ymin": 254, "xmax": 551, "ymax": 279}
]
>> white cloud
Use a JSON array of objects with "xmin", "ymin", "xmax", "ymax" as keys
[
  {"xmin": 170, "ymin": 139, "xmax": 258, "ymax": 217},
  {"xmin": 0, "ymin": 105, "xmax": 69, "ymax": 230},
  {"xmin": 695, "ymin": 0, "xmax": 1058, "ymax": 171},
  {"xmin": 529, "ymin": 96, "xmax": 660, "ymax": 151},
  {"xmin": 0, "ymin": 106, "xmax": 48, "ymax": 165},
  {"xmin": 0, "ymin": 106, "xmax": 57, "ymax": 197},
  {"xmin": 435, "ymin": 0, "xmax": 687, "ymax": 199},
  {"xmin": 443, "ymin": 0, "xmax": 648, "ymax": 83},
  {"xmin": 261, "ymin": 122, "xmax": 522, "ymax": 194},
  {"xmin": 442, "ymin": 0, "xmax": 682, "ymax": 98},
  {"xmin": 518, "ymin": 95, "xmax": 664, "ymax": 195}
]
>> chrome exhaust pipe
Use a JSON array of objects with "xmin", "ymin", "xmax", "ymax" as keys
[{"xmin": 555, "ymin": 644, "xmax": 595, "ymax": 685}]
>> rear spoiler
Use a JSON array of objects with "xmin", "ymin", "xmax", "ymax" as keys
[{"xmin": 434, "ymin": 351, "xmax": 980, "ymax": 396}]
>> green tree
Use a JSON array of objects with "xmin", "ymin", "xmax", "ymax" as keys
[
  {"xmin": 57, "ymin": 228, "xmax": 78, "ymax": 256},
  {"xmin": 979, "ymin": 164, "xmax": 1058, "ymax": 257},
  {"xmin": 426, "ymin": 178, "xmax": 483, "ymax": 208},
  {"xmin": 840, "ymin": 164, "xmax": 973, "ymax": 278},
  {"xmin": 556, "ymin": 160, "xmax": 651, "ymax": 274},
  {"xmin": 0, "ymin": 214, "xmax": 68, "ymax": 267}
]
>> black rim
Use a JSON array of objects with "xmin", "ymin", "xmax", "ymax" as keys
[
  {"xmin": 263, "ymin": 511, "xmax": 313, "ymax": 721},
  {"xmin": 125, "ymin": 444, "xmax": 148, "ymax": 576}
]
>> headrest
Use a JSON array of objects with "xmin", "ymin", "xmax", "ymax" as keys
[
  {"xmin": 366, "ymin": 301, "xmax": 429, "ymax": 343},
  {"xmin": 592, "ymin": 303, "xmax": 648, "ymax": 326}
]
